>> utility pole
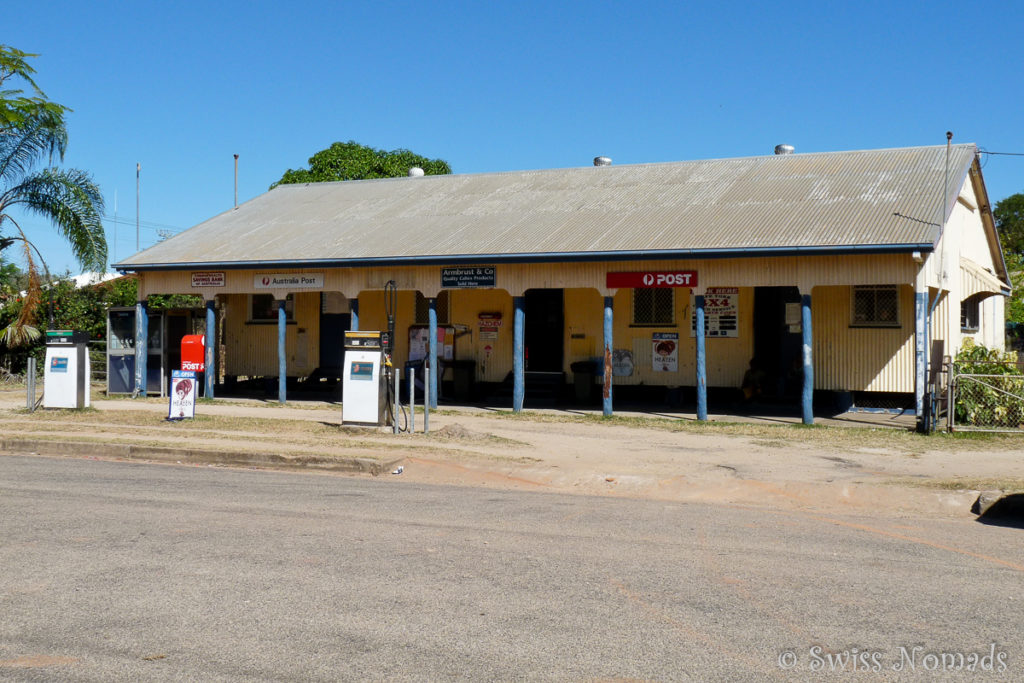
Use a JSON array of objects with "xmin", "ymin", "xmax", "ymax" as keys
[{"xmin": 136, "ymin": 163, "xmax": 141, "ymax": 252}]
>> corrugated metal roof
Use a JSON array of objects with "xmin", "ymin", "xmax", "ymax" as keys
[{"xmin": 115, "ymin": 144, "xmax": 978, "ymax": 270}]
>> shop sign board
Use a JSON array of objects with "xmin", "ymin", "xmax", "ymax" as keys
[
  {"xmin": 191, "ymin": 272, "xmax": 225, "ymax": 287},
  {"xmin": 442, "ymin": 267, "xmax": 496, "ymax": 288},
  {"xmin": 254, "ymin": 273, "xmax": 324, "ymax": 289},
  {"xmin": 607, "ymin": 271, "xmax": 697, "ymax": 289}
]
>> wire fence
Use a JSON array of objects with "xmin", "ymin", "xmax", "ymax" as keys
[{"xmin": 950, "ymin": 361, "xmax": 1024, "ymax": 432}]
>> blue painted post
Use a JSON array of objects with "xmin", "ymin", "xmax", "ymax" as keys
[
  {"xmin": 278, "ymin": 298, "xmax": 287, "ymax": 404},
  {"xmin": 603, "ymin": 296, "xmax": 613, "ymax": 417},
  {"xmin": 428, "ymin": 297, "xmax": 438, "ymax": 409},
  {"xmin": 801, "ymin": 293, "xmax": 814, "ymax": 425},
  {"xmin": 205, "ymin": 299, "xmax": 216, "ymax": 399},
  {"xmin": 349, "ymin": 297, "xmax": 359, "ymax": 332},
  {"xmin": 513, "ymin": 296, "xmax": 525, "ymax": 412},
  {"xmin": 915, "ymin": 289, "xmax": 927, "ymax": 432},
  {"xmin": 695, "ymin": 294, "xmax": 707, "ymax": 421},
  {"xmin": 135, "ymin": 300, "xmax": 148, "ymax": 397}
]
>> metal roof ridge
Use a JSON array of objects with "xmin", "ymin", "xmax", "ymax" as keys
[{"xmin": 266, "ymin": 143, "xmax": 979, "ymax": 189}]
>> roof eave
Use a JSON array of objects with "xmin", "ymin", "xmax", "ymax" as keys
[{"xmin": 114, "ymin": 243, "xmax": 935, "ymax": 273}]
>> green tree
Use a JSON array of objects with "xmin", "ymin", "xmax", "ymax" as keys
[
  {"xmin": 994, "ymin": 192, "xmax": 1024, "ymax": 256},
  {"xmin": 272, "ymin": 140, "xmax": 451, "ymax": 189},
  {"xmin": 0, "ymin": 273, "xmax": 137, "ymax": 375},
  {"xmin": 0, "ymin": 45, "xmax": 106, "ymax": 345},
  {"xmin": 0, "ymin": 45, "xmax": 68, "ymax": 130}
]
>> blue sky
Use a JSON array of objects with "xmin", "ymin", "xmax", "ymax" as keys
[{"xmin": 7, "ymin": 0, "xmax": 1024, "ymax": 274}]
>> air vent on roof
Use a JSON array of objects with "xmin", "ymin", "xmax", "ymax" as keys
[
  {"xmin": 774, "ymin": 144, "xmax": 795, "ymax": 155},
  {"xmin": 593, "ymin": 156, "xmax": 612, "ymax": 166},
  {"xmin": 408, "ymin": 167, "xmax": 425, "ymax": 177}
]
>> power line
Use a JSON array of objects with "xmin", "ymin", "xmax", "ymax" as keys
[
  {"xmin": 101, "ymin": 214, "xmax": 182, "ymax": 232},
  {"xmin": 978, "ymin": 149, "xmax": 1024, "ymax": 157}
]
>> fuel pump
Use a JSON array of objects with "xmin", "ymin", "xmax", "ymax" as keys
[
  {"xmin": 43, "ymin": 330, "xmax": 91, "ymax": 409},
  {"xmin": 341, "ymin": 331, "xmax": 388, "ymax": 426}
]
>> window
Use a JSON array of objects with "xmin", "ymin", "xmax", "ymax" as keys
[
  {"xmin": 961, "ymin": 295, "xmax": 982, "ymax": 332},
  {"xmin": 415, "ymin": 291, "xmax": 450, "ymax": 324},
  {"xmin": 249, "ymin": 293, "xmax": 294, "ymax": 323},
  {"xmin": 851, "ymin": 285, "xmax": 899, "ymax": 327},
  {"xmin": 632, "ymin": 288, "xmax": 674, "ymax": 326}
]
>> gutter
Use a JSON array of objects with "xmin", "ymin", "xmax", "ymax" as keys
[{"xmin": 114, "ymin": 243, "xmax": 935, "ymax": 273}]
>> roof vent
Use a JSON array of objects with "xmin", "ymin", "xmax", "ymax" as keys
[
  {"xmin": 593, "ymin": 156, "xmax": 612, "ymax": 167},
  {"xmin": 408, "ymin": 166, "xmax": 425, "ymax": 177},
  {"xmin": 774, "ymin": 144, "xmax": 795, "ymax": 155}
]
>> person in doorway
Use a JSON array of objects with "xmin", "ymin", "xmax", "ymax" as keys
[{"xmin": 740, "ymin": 358, "xmax": 766, "ymax": 403}]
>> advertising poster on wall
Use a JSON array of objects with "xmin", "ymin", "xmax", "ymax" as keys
[
  {"xmin": 168, "ymin": 370, "xmax": 197, "ymax": 420},
  {"xmin": 612, "ymin": 349, "xmax": 634, "ymax": 376},
  {"xmin": 690, "ymin": 287, "xmax": 739, "ymax": 338},
  {"xmin": 408, "ymin": 326, "xmax": 454, "ymax": 362},
  {"xmin": 652, "ymin": 333, "xmax": 678, "ymax": 372}
]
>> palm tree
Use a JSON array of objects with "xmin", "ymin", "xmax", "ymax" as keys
[{"xmin": 0, "ymin": 45, "xmax": 106, "ymax": 345}]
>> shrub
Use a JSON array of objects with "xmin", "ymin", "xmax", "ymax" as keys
[{"xmin": 953, "ymin": 339, "xmax": 1024, "ymax": 427}]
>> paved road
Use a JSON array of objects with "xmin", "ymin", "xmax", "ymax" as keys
[{"xmin": 1, "ymin": 455, "xmax": 1022, "ymax": 681}]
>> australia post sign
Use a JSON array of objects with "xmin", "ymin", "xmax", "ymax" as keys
[{"xmin": 606, "ymin": 271, "xmax": 698, "ymax": 289}]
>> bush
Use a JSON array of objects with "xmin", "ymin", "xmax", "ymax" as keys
[{"xmin": 953, "ymin": 339, "xmax": 1024, "ymax": 427}]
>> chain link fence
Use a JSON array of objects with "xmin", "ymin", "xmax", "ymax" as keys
[{"xmin": 950, "ymin": 360, "xmax": 1024, "ymax": 432}]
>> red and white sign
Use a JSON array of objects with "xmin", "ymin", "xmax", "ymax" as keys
[
  {"xmin": 606, "ymin": 271, "xmax": 698, "ymax": 289},
  {"xmin": 191, "ymin": 271, "xmax": 225, "ymax": 287},
  {"xmin": 477, "ymin": 312, "xmax": 503, "ymax": 329}
]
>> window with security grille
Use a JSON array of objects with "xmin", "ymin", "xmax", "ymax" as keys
[
  {"xmin": 632, "ymin": 288, "xmax": 674, "ymax": 326},
  {"xmin": 415, "ymin": 291, "xmax": 450, "ymax": 324},
  {"xmin": 960, "ymin": 295, "xmax": 981, "ymax": 332},
  {"xmin": 851, "ymin": 286, "xmax": 899, "ymax": 327},
  {"xmin": 249, "ymin": 293, "xmax": 294, "ymax": 323}
]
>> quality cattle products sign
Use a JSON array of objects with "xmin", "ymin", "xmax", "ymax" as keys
[
  {"xmin": 254, "ymin": 273, "xmax": 324, "ymax": 289},
  {"xmin": 690, "ymin": 287, "xmax": 739, "ymax": 338},
  {"xmin": 606, "ymin": 271, "xmax": 698, "ymax": 289},
  {"xmin": 442, "ymin": 267, "xmax": 496, "ymax": 288},
  {"xmin": 191, "ymin": 272, "xmax": 225, "ymax": 287}
]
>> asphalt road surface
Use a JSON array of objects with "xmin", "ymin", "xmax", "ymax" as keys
[{"xmin": 1, "ymin": 455, "xmax": 1022, "ymax": 681}]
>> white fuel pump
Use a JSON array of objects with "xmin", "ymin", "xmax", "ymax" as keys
[
  {"xmin": 342, "ymin": 331, "xmax": 389, "ymax": 426},
  {"xmin": 43, "ymin": 330, "xmax": 91, "ymax": 409}
]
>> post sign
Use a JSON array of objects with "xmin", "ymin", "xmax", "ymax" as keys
[
  {"xmin": 442, "ymin": 267, "xmax": 496, "ymax": 288},
  {"xmin": 691, "ymin": 287, "xmax": 739, "ymax": 338},
  {"xmin": 169, "ymin": 370, "xmax": 197, "ymax": 420},
  {"xmin": 191, "ymin": 272, "xmax": 225, "ymax": 287},
  {"xmin": 607, "ymin": 271, "xmax": 698, "ymax": 288},
  {"xmin": 254, "ymin": 273, "xmax": 324, "ymax": 289}
]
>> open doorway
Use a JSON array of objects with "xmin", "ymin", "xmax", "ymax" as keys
[
  {"xmin": 525, "ymin": 289, "xmax": 564, "ymax": 372},
  {"xmin": 753, "ymin": 286, "xmax": 803, "ymax": 400},
  {"xmin": 318, "ymin": 291, "xmax": 350, "ymax": 379}
]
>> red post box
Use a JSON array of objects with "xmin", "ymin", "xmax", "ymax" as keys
[{"xmin": 181, "ymin": 334, "xmax": 205, "ymax": 372}]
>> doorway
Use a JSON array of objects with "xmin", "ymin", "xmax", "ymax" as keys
[
  {"xmin": 319, "ymin": 292, "xmax": 350, "ymax": 377},
  {"xmin": 525, "ymin": 289, "xmax": 564, "ymax": 372},
  {"xmin": 753, "ymin": 286, "xmax": 803, "ymax": 399}
]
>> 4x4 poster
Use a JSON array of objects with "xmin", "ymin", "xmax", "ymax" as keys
[{"xmin": 690, "ymin": 287, "xmax": 739, "ymax": 338}]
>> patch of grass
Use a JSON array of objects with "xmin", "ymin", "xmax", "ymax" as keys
[{"xmin": 484, "ymin": 408, "xmax": 1024, "ymax": 452}]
